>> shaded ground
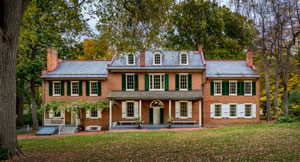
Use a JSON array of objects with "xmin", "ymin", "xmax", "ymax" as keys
[{"xmin": 11, "ymin": 122, "xmax": 300, "ymax": 162}]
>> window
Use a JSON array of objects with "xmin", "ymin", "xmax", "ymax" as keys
[
  {"xmin": 153, "ymin": 53, "xmax": 162, "ymax": 65},
  {"xmin": 214, "ymin": 81, "xmax": 222, "ymax": 95},
  {"xmin": 180, "ymin": 102, "xmax": 188, "ymax": 117},
  {"xmin": 126, "ymin": 74, "xmax": 134, "ymax": 91},
  {"xmin": 53, "ymin": 82, "xmax": 61, "ymax": 96},
  {"xmin": 229, "ymin": 81, "xmax": 237, "ymax": 95},
  {"xmin": 215, "ymin": 105, "xmax": 222, "ymax": 117},
  {"xmin": 90, "ymin": 109, "xmax": 98, "ymax": 118},
  {"xmin": 126, "ymin": 102, "xmax": 134, "ymax": 117},
  {"xmin": 71, "ymin": 81, "xmax": 79, "ymax": 96},
  {"xmin": 127, "ymin": 54, "xmax": 135, "ymax": 65},
  {"xmin": 245, "ymin": 104, "xmax": 252, "ymax": 117},
  {"xmin": 180, "ymin": 53, "xmax": 188, "ymax": 65},
  {"xmin": 90, "ymin": 82, "xmax": 98, "ymax": 96},
  {"xmin": 230, "ymin": 105, "xmax": 237, "ymax": 117},
  {"xmin": 149, "ymin": 74, "xmax": 164, "ymax": 90},
  {"xmin": 54, "ymin": 111, "xmax": 61, "ymax": 118},
  {"xmin": 244, "ymin": 81, "xmax": 252, "ymax": 95},
  {"xmin": 179, "ymin": 74, "xmax": 188, "ymax": 90}
]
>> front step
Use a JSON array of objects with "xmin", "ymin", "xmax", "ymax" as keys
[{"xmin": 60, "ymin": 126, "xmax": 78, "ymax": 134}]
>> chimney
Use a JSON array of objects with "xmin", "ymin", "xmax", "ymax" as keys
[
  {"xmin": 47, "ymin": 48, "xmax": 59, "ymax": 71},
  {"xmin": 197, "ymin": 44, "xmax": 203, "ymax": 53},
  {"xmin": 140, "ymin": 51, "xmax": 145, "ymax": 67},
  {"xmin": 246, "ymin": 49, "xmax": 254, "ymax": 67}
]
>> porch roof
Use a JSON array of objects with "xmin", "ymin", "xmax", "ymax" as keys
[{"xmin": 107, "ymin": 91, "xmax": 203, "ymax": 100}]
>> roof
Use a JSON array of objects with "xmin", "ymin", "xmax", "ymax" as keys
[
  {"xmin": 108, "ymin": 51, "xmax": 205, "ymax": 70},
  {"xmin": 206, "ymin": 61, "xmax": 259, "ymax": 78},
  {"xmin": 107, "ymin": 91, "xmax": 203, "ymax": 100},
  {"xmin": 42, "ymin": 61, "xmax": 110, "ymax": 79}
]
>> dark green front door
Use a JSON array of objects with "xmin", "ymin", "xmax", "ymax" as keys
[
  {"xmin": 160, "ymin": 108, "xmax": 164, "ymax": 124},
  {"xmin": 149, "ymin": 108, "xmax": 153, "ymax": 124}
]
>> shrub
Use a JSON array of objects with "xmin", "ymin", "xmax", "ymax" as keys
[
  {"xmin": 277, "ymin": 116, "xmax": 295, "ymax": 123},
  {"xmin": 0, "ymin": 147, "xmax": 10, "ymax": 160}
]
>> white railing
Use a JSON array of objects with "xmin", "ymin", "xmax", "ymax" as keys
[
  {"xmin": 44, "ymin": 118, "xmax": 64, "ymax": 125},
  {"xmin": 58, "ymin": 119, "xmax": 65, "ymax": 135}
]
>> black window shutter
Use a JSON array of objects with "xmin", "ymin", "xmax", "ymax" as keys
[
  {"xmin": 252, "ymin": 81, "xmax": 256, "ymax": 95},
  {"xmin": 165, "ymin": 74, "xmax": 169, "ymax": 91},
  {"xmin": 67, "ymin": 81, "xmax": 71, "ymax": 96},
  {"xmin": 145, "ymin": 74, "xmax": 149, "ymax": 91},
  {"xmin": 49, "ymin": 81, "xmax": 53, "ymax": 96},
  {"xmin": 188, "ymin": 74, "xmax": 192, "ymax": 91},
  {"xmin": 210, "ymin": 81, "xmax": 214, "ymax": 96},
  {"xmin": 79, "ymin": 81, "xmax": 83, "ymax": 96},
  {"xmin": 60, "ymin": 81, "xmax": 64, "ymax": 96},
  {"xmin": 222, "ymin": 81, "xmax": 229, "ymax": 95},
  {"xmin": 98, "ymin": 81, "xmax": 101, "ymax": 96},
  {"xmin": 175, "ymin": 74, "xmax": 179, "ymax": 91},
  {"xmin": 86, "ymin": 81, "xmax": 90, "ymax": 96},
  {"xmin": 134, "ymin": 74, "xmax": 139, "ymax": 91},
  {"xmin": 122, "ymin": 74, "xmax": 126, "ymax": 91},
  {"xmin": 241, "ymin": 82, "xmax": 245, "ymax": 95}
]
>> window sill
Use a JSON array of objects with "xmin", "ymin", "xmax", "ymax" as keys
[
  {"xmin": 178, "ymin": 117, "xmax": 189, "ymax": 119},
  {"xmin": 89, "ymin": 117, "xmax": 99, "ymax": 119},
  {"xmin": 52, "ymin": 95, "xmax": 61, "ymax": 97},
  {"xmin": 244, "ymin": 94, "xmax": 252, "ymax": 96},
  {"xmin": 229, "ymin": 117, "xmax": 238, "ymax": 118},
  {"xmin": 71, "ymin": 94, "xmax": 79, "ymax": 97},
  {"xmin": 214, "ymin": 94, "xmax": 222, "ymax": 96},
  {"xmin": 126, "ymin": 89, "xmax": 135, "ymax": 91},
  {"xmin": 229, "ymin": 94, "xmax": 237, "ymax": 96},
  {"xmin": 124, "ymin": 117, "xmax": 135, "ymax": 119},
  {"xmin": 213, "ymin": 117, "xmax": 222, "ymax": 119},
  {"xmin": 89, "ymin": 94, "xmax": 98, "ymax": 97},
  {"xmin": 149, "ymin": 89, "xmax": 165, "ymax": 91},
  {"xmin": 179, "ymin": 89, "xmax": 188, "ymax": 91}
]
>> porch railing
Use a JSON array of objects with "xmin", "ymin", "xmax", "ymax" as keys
[
  {"xmin": 44, "ymin": 118, "xmax": 64, "ymax": 126},
  {"xmin": 58, "ymin": 119, "xmax": 65, "ymax": 135}
]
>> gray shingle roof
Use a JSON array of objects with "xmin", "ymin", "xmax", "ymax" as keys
[
  {"xmin": 206, "ymin": 61, "xmax": 259, "ymax": 78},
  {"xmin": 42, "ymin": 61, "xmax": 110, "ymax": 78},
  {"xmin": 107, "ymin": 91, "xmax": 203, "ymax": 100},
  {"xmin": 109, "ymin": 51, "xmax": 205, "ymax": 70}
]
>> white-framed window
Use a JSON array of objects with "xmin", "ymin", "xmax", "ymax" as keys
[
  {"xmin": 149, "ymin": 74, "xmax": 164, "ymax": 91},
  {"xmin": 90, "ymin": 81, "xmax": 98, "ymax": 96},
  {"xmin": 244, "ymin": 81, "xmax": 252, "ymax": 95},
  {"xmin": 53, "ymin": 81, "xmax": 61, "ymax": 96},
  {"xmin": 179, "ymin": 101, "xmax": 188, "ymax": 117},
  {"xmin": 214, "ymin": 81, "xmax": 222, "ymax": 95},
  {"xmin": 179, "ymin": 74, "xmax": 188, "ymax": 90},
  {"xmin": 126, "ymin": 74, "xmax": 135, "ymax": 91},
  {"xmin": 214, "ymin": 104, "xmax": 222, "ymax": 117},
  {"xmin": 245, "ymin": 104, "xmax": 252, "ymax": 117},
  {"xmin": 180, "ymin": 52, "xmax": 188, "ymax": 65},
  {"xmin": 90, "ymin": 109, "xmax": 98, "ymax": 118},
  {"xmin": 229, "ymin": 81, "xmax": 237, "ymax": 95},
  {"xmin": 126, "ymin": 102, "xmax": 134, "ymax": 118},
  {"xmin": 126, "ymin": 53, "xmax": 135, "ymax": 65},
  {"xmin": 71, "ymin": 81, "xmax": 79, "ymax": 96},
  {"xmin": 229, "ymin": 104, "xmax": 237, "ymax": 117},
  {"xmin": 153, "ymin": 52, "xmax": 162, "ymax": 65},
  {"xmin": 54, "ymin": 111, "xmax": 61, "ymax": 118}
]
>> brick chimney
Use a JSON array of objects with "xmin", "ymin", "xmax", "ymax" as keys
[
  {"xmin": 47, "ymin": 48, "xmax": 59, "ymax": 71},
  {"xmin": 246, "ymin": 49, "xmax": 254, "ymax": 68},
  {"xmin": 140, "ymin": 51, "xmax": 145, "ymax": 67}
]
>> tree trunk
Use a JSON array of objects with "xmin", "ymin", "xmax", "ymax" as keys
[
  {"xmin": 282, "ymin": 48, "xmax": 291, "ymax": 116},
  {"xmin": 0, "ymin": 0, "xmax": 29, "ymax": 156},
  {"xmin": 273, "ymin": 61, "xmax": 280, "ymax": 115},
  {"xmin": 262, "ymin": 55, "xmax": 272, "ymax": 122},
  {"xmin": 31, "ymin": 77, "xmax": 39, "ymax": 130},
  {"xmin": 16, "ymin": 91, "xmax": 25, "ymax": 128}
]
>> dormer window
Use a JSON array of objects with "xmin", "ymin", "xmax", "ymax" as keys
[
  {"xmin": 180, "ymin": 52, "xmax": 188, "ymax": 65},
  {"xmin": 126, "ymin": 54, "xmax": 135, "ymax": 65},
  {"xmin": 153, "ymin": 52, "xmax": 162, "ymax": 65}
]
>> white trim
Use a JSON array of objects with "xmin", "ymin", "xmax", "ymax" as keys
[
  {"xmin": 149, "ymin": 73, "xmax": 165, "ymax": 91},
  {"xmin": 244, "ymin": 81, "xmax": 252, "ymax": 96},
  {"xmin": 153, "ymin": 52, "xmax": 162, "ymax": 65},
  {"xmin": 169, "ymin": 100, "xmax": 171, "ymax": 117},
  {"xmin": 109, "ymin": 100, "xmax": 112, "ymax": 129},
  {"xmin": 199, "ymin": 100, "xmax": 202, "ymax": 127},
  {"xmin": 71, "ymin": 81, "xmax": 79, "ymax": 96},
  {"xmin": 229, "ymin": 81, "xmax": 237, "ymax": 96},
  {"xmin": 52, "ymin": 81, "xmax": 61, "ymax": 96},
  {"xmin": 125, "ymin": 74, "xmax": 135, "ymax": 91},
  {"xmin": 89, "ymin": 81, "xmax": 98, "ymax": 96},
  {"xmin": 139, "ymin": 100, "xmax": 142, "ymax": 119},
  {"xmin": 214, "ymin": 81, "xmax": 222, "ymax": 96},
  {"xmin": 126, "ymin": 53, "xmax": 135, "ymax": 65},
  {"xmin": 179, "ymin": 73, "xmax": 188, "ymax": 91},
  {"xmin": 179, "ymin": 52, "xmax": 189, "ymax": 65}
]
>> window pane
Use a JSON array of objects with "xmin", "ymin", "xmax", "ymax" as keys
[
  {"xmin": 90, "ymin": 82, "xmax": 98, "ymax": 95},
  {"xmin": 126, "ymin": 75, "xmax": 134, "ymax": 90},
  {"xmin": 181, "ymin": 53, "xmax": 187, "ymax": 65},
  {"xmin": 127, "ymin": 102, "xmax": 134, "ymax": 117},
  {"xmin": 215, "ymin": 105, "xmax": 221, "ymax": 117},
  {"xmin": 215, "ymin": 82, "xmax": 221, "ymax": 95},
  {"xmin": 127, "ymin": 54, "xmax": 134, "ymax": 65},
  {"xmin": 230, "ymin": 105, "xmax": 237, "ymax": 117},
  {"xmin": 91, "ymin": 109, "xmax": 98, "ymax": 117},
  {"xmin": 54, "ymin": 82, "xmax": 61, "ymax": 95},
  {"xmin": 154, "ymin": 75, "xmax": 161, "ymax": 89},
  {"xmin": 229, "ymin": 82, "xmax": 237, "ymax": 94},
  {"xmin": 180, "ymin": 102, "xmax": 188, "ymax": 117},
  {"xmin": 150, "ymin": 74, "xmax": 164, "ymax": 90},
  {"xmin": 245, "ymin": 82, "xmax": 252, "ymax": 94},
  {"xmin": 54, "ymin": 111, "xmax": 61, "ymax": 117},
  {"xmin": 72, "ymin": 82, "xmax": 79, "ymax": 95},
  {"xmin": 180, "ymin": 75, "xmax": 187, "ymax": 90},
  {"xmin": 154, "ymin": 54, "xmax": 161, "ymax": 65},
  {"xmin": 245, "ymin": 105, "xmax": 252, "ymax": 117}
]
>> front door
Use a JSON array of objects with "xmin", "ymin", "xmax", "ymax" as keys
[{"xmin": 153, "ymin": 107, "xmax": 160, "ymax": 124}]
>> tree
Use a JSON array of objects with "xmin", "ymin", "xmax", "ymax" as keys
[{"xmin": 0, "ymin": 0, "xmax": 31, "ymax": 156}]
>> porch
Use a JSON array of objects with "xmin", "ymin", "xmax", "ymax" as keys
[{"xmin": 111, "ymin": 124, "xmax": 200, "ymax": 130}]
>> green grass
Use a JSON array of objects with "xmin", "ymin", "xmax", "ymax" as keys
[{"xmin": 18, "ymin": 122, "xmax": 300, "ymax": 161}]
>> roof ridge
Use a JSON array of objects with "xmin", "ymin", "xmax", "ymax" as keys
[{"xmin": 64, "ymin": 60, "xmax": 110, "ymax": 62}]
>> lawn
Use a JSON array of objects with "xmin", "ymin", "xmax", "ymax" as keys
[{"xmin": 16, "ymin": 122, "xmax": 300, "ymax": 161}]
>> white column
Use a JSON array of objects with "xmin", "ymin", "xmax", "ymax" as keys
[
  {"xmin": 139, "ymin": 100, "xmax": 142, "ymax": 119},
  {"xmin": 109, "ymin": 100, "xmax": 112, "ymax": 129},
  {"xmin": 199, "ymin": 100, "xmax": 202, "ymax": 127},
  {"xmin": 169, "ymin": 100, "xmax": 171, "ymax": 117}
]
